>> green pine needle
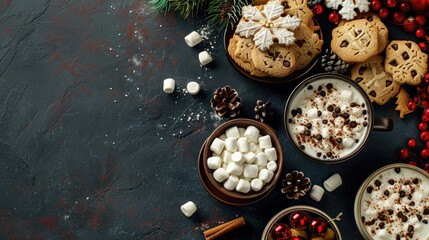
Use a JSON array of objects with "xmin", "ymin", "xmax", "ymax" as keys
[
  {"xmin": 170, "ymin": 0, "xmax": 209, "ymax": 19},
  {"xmin": 149, "ymin": 0, "xmax": 171, "ymax": 13},
  {"xmin": 207, "ymin": 0, "xmax": 250, "ymax": 31}
]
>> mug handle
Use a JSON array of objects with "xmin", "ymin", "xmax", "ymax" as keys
[{"xmin": 373, "ymin": 118, "xmax": 394, "ymax": 131}]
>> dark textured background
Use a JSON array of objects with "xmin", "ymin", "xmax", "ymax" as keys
[{"xmin": 0, "ymin": 0, "xmax": 421, "ymax": 239}]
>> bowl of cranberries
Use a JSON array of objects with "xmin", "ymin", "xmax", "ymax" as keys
[{"xmin": 261, "ymin": 205, "xmax": 342, "ymax": 240}]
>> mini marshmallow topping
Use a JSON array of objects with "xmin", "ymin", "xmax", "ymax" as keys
[
  {"xmin": 287, "ymin": 78, "xmax": 370, "ymax": 160},
  {"xmin": 208, "ymin": 125, "xmax": 278, "ymax": 193},
  {"xmin": 360, "ymin": 166, "xmax": 429, "ymax": 240}
]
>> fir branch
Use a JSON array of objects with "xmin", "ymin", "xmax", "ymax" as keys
[
  {"xmin": 206, "ymin": 0, "xmax": 250, "ymax": 31},
  {"xmin": 170, "ymin": 0, "xmax": 209, "ymax": 19},
  {"xmin": 149, "ymin": 0, "xmax": 170, "ymax": 13}
]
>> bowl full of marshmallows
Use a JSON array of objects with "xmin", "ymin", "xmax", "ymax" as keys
[{"xmin": 201, "ymin": 118, "xmax": 283, "ymax": 205}]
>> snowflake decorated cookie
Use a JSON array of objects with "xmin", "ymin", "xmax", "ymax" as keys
[
  {"xmin": 325, "ymin": 0, "xmax": 370, "ymax": 20},
  {"xmin": 235, "ymin": 1, "xmax": 301, "ymax": 51}
]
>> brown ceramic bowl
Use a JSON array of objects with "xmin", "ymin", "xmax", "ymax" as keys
[
  {"xmin": 261, "ymin": 205, "xmax": 342, "ymax": 240},
  {"xmin": 200, "ymin": 118, "xmax": 283, "ymax": 205}
]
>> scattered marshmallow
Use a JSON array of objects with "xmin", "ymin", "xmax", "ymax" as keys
[
  {"xmin": 255, "ymin": 152, "xmax": 268, "ymax": 166},
  {"xmin": 266, "ymin": 161, "xmax": 277, "ymax": 172},
  {"xmin": 163, "ymin": 78, "xmax": 175, "ymax": 94},
  {"xmin": 231, "ymin": 152, "xmax": 244, "ymax": 164},
  {"xmin": 323, "ymin": 173, "xmax": 343, "ymax": 192},
  {"xmin": 307, "ymin": 108, "xmax": 318, "ymax": 120},
  {"xmin": 244, "ymin": 126, "xmax": 260, "ymax": 143},
  {"xmin": 224, "ymin": 138, "xmax": 238, "ymax": 152},
  {"xmin": 243, "ymin": 164, "xmax": 258, "ymax": 178},
  {"xmin": 213, "ymin": 168, "xmax": 229, "ymax": 182},
  {"xmin": 251, "ymin": 178, "xmax": 264, "ymax": 192},
  {"xmin": 264, "ymin": 148, "xmax": 277, "ymax": 161},
  {"xmin": 199, "ymin": 51, "xmax": 213, "ymax": 65},
  {"xmin": 186, "ymin": 81, "xmax": 200, "ymax": 95},
  {"xmin": 224, "ymin": 175, "xmax": 239, "ymax": 191},
  {"xmin": 309, "ymin": 185, "xmax": 325, "ymax": 202},
  {"xmin": 184, "ymin": 31, "xmax": 202, "ymax": 47},
  {"xmin": 210, "ymin": 138, "xmax": 225, "ymax": 155},
  {"xmin": 225, "ymin": 126, "xmax": 240, "ymax": 139},
  {"xmin": 259, "ymin": 169, "xmax": 274, "ymax": 183},
  {"xmin": 226, "ymin": 162, "xmax": 243, "ymax": 176},
  {"xmin": 237, "ymin": 137, "xmax": 249, "ymax": 153},
  {"xmin": 238, "ymin": 127, "xmax": 246, "ymax": 137},
  {"xmin": 258, "ymin": 135, "xmax": 272, "ymax": 149},
  {"xmin": 236, "ymin": 179, "xmax": 250, "ymax": 193},
  {"xmin": 249, "ymin": 142, "xmax": 258, "ymax": 152},
  {"xmin": 181, "ymin": 201, "xmax": 197, "ymax": 217},
  {"xmin": 207, "ymin": 156, "xmax": 221, "ymax": 170}
]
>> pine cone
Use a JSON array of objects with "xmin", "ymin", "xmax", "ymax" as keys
[
  {"xmin": 210, "ymin": 85, "xmax": 242, "ymax": 118},
  {"xmin": 254, "ymin": 100, "xmax": 274, "ymax": 122},
  {"xmin": 320, "ymin": 49, "xmax": 350, "ymax": 74},
  {"xmin": 281, "ymin": 171, "xmax": 311, "ymax": 200}
]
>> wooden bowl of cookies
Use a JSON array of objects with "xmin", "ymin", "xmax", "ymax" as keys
[
  {"xmin": 200, "ymin": 118, "xmax": 283, "ymax": 205},
  {"xmin": 224, "ymin": 0, "xmax": 323, "ymax": 83}
]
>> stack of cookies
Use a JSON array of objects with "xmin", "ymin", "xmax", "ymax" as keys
[
  {"xmin": 332, "ymin": 13, "xmax": 428, "ymax": 112},
  {"xmin": 227, "ymin": 0, "xmax": 323, "ymax": 79}
]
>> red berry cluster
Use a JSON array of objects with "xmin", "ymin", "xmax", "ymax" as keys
[{"xmin": 370, "ymin": 0, "xmax": 429, "ymax": 52}]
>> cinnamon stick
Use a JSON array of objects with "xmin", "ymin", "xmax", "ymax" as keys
[{"xmin": 203, "ymin": 216, "xmax": 246, "ymax": 240}]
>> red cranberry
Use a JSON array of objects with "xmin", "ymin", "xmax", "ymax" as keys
[
  {"xmin": 425, "ymin": 73, "xmax": 429, "ymax": 84},
  {"xmin": 414, "ymin": 95, "xmax": 421, "ymax": 103},
  {"xmin": 386, "ymin": 0, "xmax": 397, "ymax": 8},
  {"xmin": 419, "ymin": 42, "xmax": 428, "ymax": 51},
  {"xmin": 422, "ymin": 101, "xmax": 429, "ymax": 108},
  {"xmin": 408, "ymin": 139, "xmax": 417, "ymax": 148},
  {"xmin": 409, "ymin": 160, "xmax": 417, "ymax": 166},
  {"xmin": 328, "ymin": 11, "xmax": 340, "ymax": 23},
  {"xmin": 415, "ymin": 15, "xmax": 427, "ymax": 26},
  {"xmin": 419, "ymin": 122, "xmax": 428, "ymax": 131},
  {"xmin": 422, "ymin": 114, "xmax": 429, "ymax": 122},
  {"xmin": 400, "ymin": 148, "xmax": 410, "ymax": 159},
  {"xmin": 421, "ymin": 92, "xmax": 428, "ymax": 100},
  {"xmin": 371, "ymin": 0, "xmax": 382, "ymax": 11},
  {"xmin": 312, "ymin": 4, "xmax": 323, "ymax": 15},
  {"xmin": 399, "ymin": 1, "xmax": 411, "ymax": 12},
  {"xmin": 422, "ymin": 149, "xmax": 429, "ymax": 158},
  {"xmin": 378, "ymin": 8, "xmax": 390, "ymax": 19},
  {"xmin": 426, "ymin": 141, "xmax": 429, "ymax": 149},
  {"xmin": 424, "ymin": 108, "xmax": 429, "ymax": 117},
  {"xmin": 424, "ymin": 163, "xmax": 429, "ymax": 170},
  {"xmin": 393, "ymin": 11, "xmax": 406, "ymax": 24},
  {"xmin": 420, "ymin": 131, "xmax": 429, "ymax": 141},
  {"xmin": 416, "ymin": 28, "xmax": 426, "ymax": 38},
  {"xmin": 407, "ymin": 101, "xmax": 417, "ymax": 111}
]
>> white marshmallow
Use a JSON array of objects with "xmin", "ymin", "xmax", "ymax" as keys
[
  {"xmin": 213, "ymin": 168, "xmax": 229, "ymax": 182},
  {"xmin": 259, "ymin": 169, "xmax": 274, "ymax": 183},
  {"xmin": 225, "ymin": 126, "xmax": 240, "ymax": 139},
  {"xmin": 238, "ymin": 127, "xmax": 246, "ymax": 137},
  {"xmin": 266, "ymin": 161, "xmax": 277, "ymax": 172},
  {"xmin": 309, "ymin": 185, "xmax": 325, "ymax": 202},
  {"xmin": 340, "ymin": 89, "xmax": 353, "ymax": 101},
  {"xmin": 243, "ymin": 152, "xmax": 256, "ymax": 164},
  {"xmin": 184, "ymin": 31, "xmax": 202, "ymax": 47},
  {"xmin": 352, "ymin": 107, "xmax": 363, "ymax": 117},
  {"xmin": 251, "ymin": 178, "xmax": 264, "ymax": 192},
  {"xmin": 210, "ymin": 138, "xmax": 225, "ymax": 155},
  {"xmin": 235, "ymin": 179, "xmax": 250, "ymax": 193},
  {"xmin": 224, "ymin": 138, "xmax": 238, "ymax": 152},
  {"xmin": 264, "ymin": 148, "xmax": 277, "ymax": 161},
  {"xmin": 219, "ymin": 134, "xmax": 227, "ymax": 141},
  {"xmin": 231, "ymin": 152, "xmax": 244, "ymax": 164},
  {"xmin": 186, "ymin": 81, "xmax": 200, "ymax": 95},
  {"xmin": 258, "ymin": 135, "xmax": 272, "ymax": 149},
  {"xmin": 255, "ymin": 152, "xmax": 268, "ymax": 166},
  {"xmin": 323, "ymin": 173, "xmax": 342, "ymax": 192},
  {"xmin": 307, "ymin": 108, "xmax": 318, "ymax": 120},
  {"xmin": 249, "ymin": 142, "xmax": 258, "ymax": 152},
  {"xmin": 163, "ymin": 78, "xmax": 175, "ymax": 94},
  {"xmin": 243, "ymin": 164, "xmax": 258, "ymax": 178},
  {"xmin": 181, "ymin": 201, "xmax": 197, "ymax": 217},
  {"xmin": 222, "ymin": 150, "xmax": 232, "ymax": 163},
  {"xmin": 207, "ymin": 156, "xmax": 221, "ymax": 170},
  {"xmin": 199, "ymin": 51, "xmax": 213, "ymax": 65},
  {"xmin": 334, "ymin": 117, "xmax": 344, "ymax": 128},
  {"xmin": 237, "ymin": 137, "xmax": 249, "ymax": 153},
  {"xmin": 223, "ymin": 175, "xmax": 239, "ymax": 191},
  {"xmin": 342, "ymin": 137, "xmax": 355, "ymax": 148},
  {"xmin": 244, "ymin": 126, "xmax": 260, "ymax": 143},
  {"xmin": 226, "ymin": 162, "xmax": 243, "ymax": 175}
]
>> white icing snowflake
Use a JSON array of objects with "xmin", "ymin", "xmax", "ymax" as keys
[
  {"xmin": 325, "ymin": 0, "xmax": 370, "ymax": 20},
  {"xmin": 235, "ymin": 1, "xmax": 301, "ymax": 51}
]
